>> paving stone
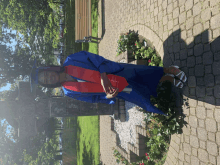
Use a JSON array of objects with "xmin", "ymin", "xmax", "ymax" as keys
[
  {"xmin": 210, "ymin": 0, "xmax": 220, "ymax": 7},
  {"xmin": 196, "ymin": 86, "xmax": 205, "ymax": 97},
  {"xmin": 216, "ymin": 132, "xmax": 220, "ymax": 145},
  {"xmin": 184, "ymin": 134, "xmax": 190, "ymax": 143},
  {"xmin": 214, "ymin": 52, "xmax": 220, "ymax": 61},
  {"xmin": 198, "ymin": 119, "xmax": 205, "ymax": 128},
  {"xmin": 210, "ymin": 13, "xmax": 220, "ymax": 30},
  {"xmin": 168, "ymin": 20, "xmax": 174, "ymax": 30},
  {"xmin": 186, "ymin": 37, "xmax": 194, "ymax": 48},
  {"xmin": 207, "ymin": 109, "xmax": 214, "ymax": 119},
  {"xmin": 198, "ymin": 98, "xmax": 205, "ymax": 106},
  {"xmin": 214, "ymin": 85, "xmax": 220, "ymax": 98},
  {"xmin": 205, "ymin": 118, "xmax": 217, "ymax": 132},
  {"xmin": 196, "ymin": 56, "xmax": 204, "ymax": 65},
  {"xmin": 203, "ymin": 51, "xmax": 213, "ymax": 65},
  {"xmin": 197, "ymin": 127, "xmax": 207, "ymax": 141},
  {"xmin": 189, "ymin": 116, "xmax": 198, "ymax": 128},
  {"xmin": 187, "ymin": 9, "xmax": 192, "ymax": 18},
  {"xmin": 207, "ymin": 141, "xmax": 218, "ymax": 156},
  {"xmin": 198, "ymin": 148, "xmax": 208, "ymax": 162},
  {"xmin": 179, "ymin": 150, "xmax": 185, "ymax": 161},
  {"xmin": 213, "ymin": 61, "xmax": 220, "ymax": 76},
  {"xmin": 218, "ymin": 122, "xmax": 220, "ymax": 131},
  {"xmin": 189, "ymin": 68, "xmax": 194, "ymax": 75},
  {"xmin": 212, "ymin": 37, "xmax": 220, "ymax": 53},
  {"xmin": 204, "ymin": 43, "xmax": 210, "ymax": 52},
  {"xmin": 208, "ymin": 154, "xmax": 216, "ymax": 165},
  {"xmin": 213, "ymin": 28, "xmax": 220, "ymax": 39},
  {"xmin": 194, "ymin": 0, "xmax": 200, "ymax": 4},
  {"xmin": 193, "ymin": 2, "xmax": 201, "ymax": 16},
  {"xmin": 192, "ymin": 148, "xmax": 198, "ymax": 157},
  {"xmin": 179, "ymin": 0, "xmax": 186, "ymax": 7},
  {"xmin": 179, "ymin": 12, "xmax": 186, "ymax": 24},
  {"xmin": 173, "ymin": 42, "xmax": 180, "ymax": 53},
  {"xmin": 206, "ymin": 87, "xmax": 213, "ymax": 96},
  {"xmin": 190, "ymin": 135, "xmax": 199, "ymax": 148},
  {"xmin": 173, "ymin": 17, "xmax": 179, "ymax": 26},
  {"xmin": 183, "ymin": 142, "xmax": 191, "ymax": 154},
  {"xmin": 188, "ymin": 76, "xmax": 196, "ymax": 87},
  {"xmin": 194, "ymin": 43, "xmax": 203, "ymax": 56},
  {"xmin": 190, "ymin": 155, "xmax": 199, "ymax": 165},
  {"xmin": 180, "ymin": 49, "xmax": 187, "ymax": 60},
  {"xmin": 185, "ymin": 0, "xmax": 193, "ymax": 11},
  {"xmin": 204, "ymin": 74, "xmax": 214, "ymax": 87},
  {"xmin": 190, "ymin": 107, "xmax": 195, "ymax": 116},
  {"xmin": 186, "ymin": 17, "xmax": 193, "ymax": 30},
  {"xmin": 184, "ymin": 153, "xmax": 190, "ymax": 163},
  {"xmin": 193, "ymin": 23, "xmax": 203, "ymax": 36},
  {"xmin": 154, "ymin": 7, "xmax": 159, "ymax": 16},
  {"xmin": 187, "ymin": 29, "xmax": 193, "ymax": 37},
  {"xmin": 203, "ymin": 20, "xmax": 210, "ymax": 30},
  {"xmin": 202, "ymin": 0, "xmax": 210, "ymax": 9},
  {"xmin": 190, "ymin": 88, "xmax": 195, "ymax": 96},
  {"xmin": 194, "ymin": 14, "xmax": 201, "ymax": 24},
  {"xmin": 208, "ymin": 132, "xmax": 215, "ymax": 141},
  {"xmin": 169, "ymin": 146, "xmax": 179, "ymax": 158},
  {"xmin": 195, "ymin": 65, "xmax": 204, "ymax": 76},
  {"xmin": 194, "ymin": 34, "xmax": 202, "ymax": 44},
  {"xmin": 214, "ymin": 108, "xmax": 220, "ymax": 122},
  {"xmin": 191, "ymin": 127, "xmax": 197, "ymax": 136},
  {"xmin": 197, "ymin": 77, "xmax": 205, "ymax": 86},
  {"xmin": 216, "ymin": 99, "xmax": 220, "ymax": 109},
  {"xmin": 196, "ymin": 106, "xmax": 206, "ymax": 119},
  {"xmin": 204, "ymin": 96, "xmax": 216, "ymax": 109},
  {"xmin": 180, "ymin": 60, "xmax": 186, "ymax": 67},
  {"xmin": 172, "ymin": 7, "xmax": 179, "ymax": 19},
  {"xmin": 199, "ymin": 140, "xmax": 206, "ymax": 149},
  {"xmin": 183, "ymin": 125, "xmax": 190, "ymax": 135},
  {"xmin": 205, "ymin": 65, "xmax": 212, "ymax": 74},
  {"xmin": 201, "ymin": 8, "xmax": 211, "ymax": 22},
  {"xmin": 218, "ymin": 156, "xmax": 220, "ymax": 165},
  {"xmin": 162, "ymin": 0, "xmax": 168, "ymax": 10},
  {"xmin": 167, "ymin": 3, "xmax": 173, "ymax": 15},
  {"xmin": 211, "ymin": 4, "xmax": 220, "ymax": 16}
]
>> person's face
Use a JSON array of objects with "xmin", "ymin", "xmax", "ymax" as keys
[{"xmin": 38, "ymin": 71, "xmax": 60, "ymax": 84}]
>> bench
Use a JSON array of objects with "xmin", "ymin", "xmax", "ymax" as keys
[{"xmin": 75, "ymin": 0, "xmax": 102, "ymax": 43}]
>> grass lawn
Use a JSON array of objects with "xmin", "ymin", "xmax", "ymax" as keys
[{"xmin": 62, "ymin": 0, "xmax": 100, "ymax": 164}]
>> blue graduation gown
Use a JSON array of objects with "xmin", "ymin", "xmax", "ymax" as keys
[{"xmin": 62, "ymin": 51, "xmax": 167, "ymax": 116}]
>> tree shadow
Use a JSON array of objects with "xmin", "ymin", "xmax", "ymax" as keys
[
  {"xmin": 81, "ymin": 141, "xmax": 96, "ymax": 165},
  {"xmin": 162, "ymin": 28, "xmax": 220, "ymax": 127}
]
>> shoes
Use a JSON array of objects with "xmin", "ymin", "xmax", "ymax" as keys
[
  {"xmin": 169, "ymin": 65, "xmax": 187, "ymax": 83},
  {"xmin": 165, "ymin": 74, "xmax": 183, "ymax": 88}
]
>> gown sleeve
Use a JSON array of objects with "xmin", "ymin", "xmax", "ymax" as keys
[
  {"xmin": 62, "ymin": 87, "xmax": 116, "ymax": 104},
  {"xmin": 64, "ymin": 51, "xmax": 124, "ymax": 74}
]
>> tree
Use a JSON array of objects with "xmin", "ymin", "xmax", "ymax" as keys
[
  {"xmin": 23, "ymin": 137, "xmax": 60, "ymax": 165},
  {"xmin": 0, "ymin": 0, "xmax": 62, "ymax": 60}
]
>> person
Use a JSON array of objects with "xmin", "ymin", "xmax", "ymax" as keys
[{"xmin": 30, "ymin": 51, "xmax": 187, "ymax": 116}]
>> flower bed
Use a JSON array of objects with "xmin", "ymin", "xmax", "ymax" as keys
[{"xmin": 113, "ymin": 30, "xmax": 187, "ymax": 165}]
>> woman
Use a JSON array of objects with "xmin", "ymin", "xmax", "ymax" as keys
[{"xmin": 31, "ymin": 51, "xmax": 187, "ymax": 116}]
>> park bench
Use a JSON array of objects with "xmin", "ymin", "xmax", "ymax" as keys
[{"xmin": 75, "ymin": 0, "xmax": 102, "ymax": 43}]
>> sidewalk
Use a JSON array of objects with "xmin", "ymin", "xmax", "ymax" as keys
[{"xmin": 98, "ymin": 0, "xmax": 220, "ymax": 164}]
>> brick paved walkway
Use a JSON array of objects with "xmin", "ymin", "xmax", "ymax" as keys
[{"xmin": 98, "ymin": 0, "xmax": 220, "ymax": 164}]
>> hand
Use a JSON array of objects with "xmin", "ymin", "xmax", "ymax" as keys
[{"xmin": 101, "ymin": 74, "xmax": 119, "ymax": 98}]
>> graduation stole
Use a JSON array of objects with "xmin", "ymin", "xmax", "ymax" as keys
[{"xmin": 61, "ymin": 65, "xmax": 129, "ymax": 93}]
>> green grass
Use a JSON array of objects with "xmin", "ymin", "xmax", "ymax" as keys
[{"xmin": 62, "ymin": 0, "xmax": 100, "ymax": 164}]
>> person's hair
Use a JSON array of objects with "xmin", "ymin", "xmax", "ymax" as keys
[{"xmin": 37, "ymin": 65, "xmax": 65, "ymax": 88}]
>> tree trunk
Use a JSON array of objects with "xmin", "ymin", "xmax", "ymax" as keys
[{"xmin": 54, "ymin": 155, "xmax": 62, "ymax": 160}]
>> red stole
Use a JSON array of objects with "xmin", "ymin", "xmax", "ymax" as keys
[{"xmin": 61, "ymin": 65, "xmax": 129, "ymax": 93}]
